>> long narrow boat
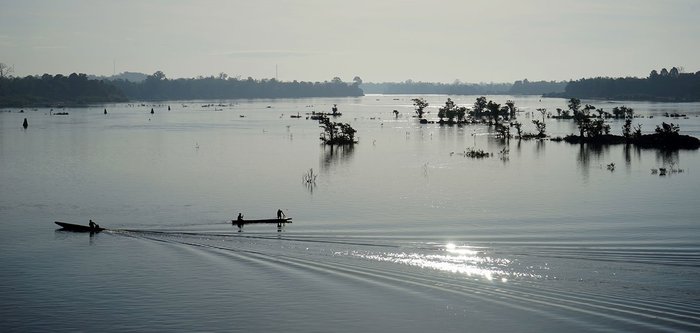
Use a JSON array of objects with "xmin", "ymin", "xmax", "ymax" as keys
[
  {"xmin": 231, "ymin": 218, "xmax": 292, "ymax": 226},
  {"xmin": 231, "ymin": 218, "xmax": 292, "ymax": 232},
  {"xmin": 55, "ymin": 221, "xmax": 105, "ymax": 232}
]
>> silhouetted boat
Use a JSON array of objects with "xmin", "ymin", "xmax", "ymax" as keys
[
  {"xmin": 55, "ymin": 221, "xmax": 105, "ymax": 232},
  {"xmin": 231, "ymin": 218, "xmax": 292, "ymax": 226}
]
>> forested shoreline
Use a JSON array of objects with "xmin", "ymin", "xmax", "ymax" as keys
[
  {"xmin": 0, "ymin": 71, "xmax": 364, "ymax": 107},
  {"xmin": 0, "ymin": 73, "xmax": 127, "ymax": 107},
  {"xmin": 548, "ymin": 67, "xmax": 700, "ymax": 101},
  {"xmin": 111, "ymin": 72, "xmax": 364, "ymax": 101},
  {"xmin": 1, "ymin": 67, "xmax": 698, "ymax": 107}
]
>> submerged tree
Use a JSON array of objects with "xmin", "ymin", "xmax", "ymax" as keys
[
  {"xmin": 622, "ymin": 119, "xmax": 633, "ymax": 138},
  {"xmin": 412, "ymin": 97, "xmax": 429, "ymax": 118},
  {"xmin": 472, "ymin": 96, "xmax": 488, "ymax": 119},
  {"xmin": 495, "ymin": 123, "xmax": 510, "ymax": 139},
  {"xmin": 505, "ymin": 100, "xmax": 517, "ymax": 119},
  {"xmin": 587, "ymin": 119, "xmax": 611, "ymax": 137},
  {"xmin": 655, "ymin": 122, "xmax": 680, "ymax": 136},
  {"xmin": 568, "ymin": 98, "xmax": 581, "ymax": 115},
  {"xmin": 319, "ymin": 118, "xmax": 357, "ymax": 145},
  {"xmin": 537, "ymin": 108, "xmax": 547, "ymax": 122},
  {"xmin": 510, "ymin": 121, "xmax": 523, "ymax": 139},
  {"xmin": 532, "ymin": 119, "xmax": 546, "ymax": 137},
  {"xmin": 486, "ymin": 101, "xmax": 501, "ymax": 124},
  {"xmin": 437, "ymin": 98, "xmax": 466, "ymax": 123},
  {"xmin": 612, "ymin": 106, "xmax": 634, "ymax": 119}
]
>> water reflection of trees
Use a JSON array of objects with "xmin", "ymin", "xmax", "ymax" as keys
[
  {"xmin": 655, "ymin": 149, "xmax": 680, "ymax": 168},
  {"xmin": 576, "ymin": 143, "xmax": 610, "ymax": 180},
  {"xmin": 623, "ymin": 144, "xmax": 643, "ymax": 171},
  {"xmin": 320, "ymin": 144, "xmax": 355, "ymax": 170}
]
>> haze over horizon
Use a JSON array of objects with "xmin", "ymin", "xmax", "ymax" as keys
[{"xmin": 1, "ymin": 0, "xmax": 698, "ymax": 83}]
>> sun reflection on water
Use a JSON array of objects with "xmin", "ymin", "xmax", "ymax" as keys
[{"xmin": 349, "ymin": 242, "xmax": 540, "ymax": 281}]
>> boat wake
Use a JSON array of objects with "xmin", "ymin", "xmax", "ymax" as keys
[{"xmin": 107, "ymin": 229, "xmax": 700, "ymax": 332}]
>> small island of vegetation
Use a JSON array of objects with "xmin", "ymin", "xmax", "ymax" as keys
[
  {"xmin": 319, "ymin": 117, "xmax": 357, "ymax": 145},
  {"xmin": 549, "ymin": 98, "xmax": 700, "ymax": 149},
  {"xmin": 411, "ymin": 94, "xmax": 700, "ymax": 150}
]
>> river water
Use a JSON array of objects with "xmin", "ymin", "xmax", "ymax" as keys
[{"xmin": 1, "ymin": 95, "xmax": 699, "ymax": 332}]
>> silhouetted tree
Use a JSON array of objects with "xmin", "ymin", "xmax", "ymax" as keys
[
  {"xmin": 574, "ymin": 111, "xmax": 589, "ymax": 139},
  {"xmin": 655, "ymin": 122, "xmax": 680, "ymax": 136},
  {"xmin": 438, "ymin": 98, "xmax": 456, "ymax": 123},
  {"xmin": 622, "ymin": 119, "xmax": 632, "ymax": 138},
  {"xmin": 412, "ymin": 97, "xmax": 429, "ymax": 118},
  {"xmin": 437, "ymin": 98, "xmax": 467, "ymax": 123},
  {"xmin": 352, "ymin": 76, "xmax": 363, "ymax": 86},
  {"xmin": 152, "ymin": 71, "xmax": 166, "ymax": 80},
  {"xmin": 612, "ymin": 106, "xmax": 634, "ymax": 119},
  {"xmin": 505, "ymin": 100, "xmax": 516, "ymax": 119},
  {"xmin": 568, "ymin": 98, "xmax": 581, "ymax": 115},
  {"xmin": 486, "ymin": 101, "xmax": 501, "ymax": 124},
  {"xmin": 510, "ymin": 121, "xmax": 523, "ymax": 138},
  {"xmin": 669, "ymin": 67, "xmax": 680, "ymax": 77},
  {"xmin": 0, "ymin": 63, "xmax": 13, "ymax": 78},
  {"xmin": 495, "ymin": 123, "xmax": 510, "ymax": 139},
  {"xmin": 319, "ymin": 118, "xmax": 357, "ymax": 145},
  {"xmin": 532, "ymin": 120, "xmax": 546, "ymax": 137},
  {"xmin": 473, "ymin": 96, "xmax": 487, "ymax": 116}
]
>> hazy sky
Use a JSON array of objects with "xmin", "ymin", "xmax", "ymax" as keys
[{"xmin": 1, "ymin": 0, "xmax": 698, "ymax": 83}]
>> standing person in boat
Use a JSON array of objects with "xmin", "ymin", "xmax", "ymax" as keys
[
  {"xmin": 234, "ymin": 213, "xmax": 244, "ymax": 230},
  {"xmin": 89, "ymin": 219, "xmax": 100, "ymax": 230},
  {"xmin": 277, "ymin": 209, "xmax": 285, "ymax": 220}
]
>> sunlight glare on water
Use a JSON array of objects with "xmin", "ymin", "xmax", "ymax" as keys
[{"xmin": 350, "ymin": 242, "xmax": 541, "ymax": 282}]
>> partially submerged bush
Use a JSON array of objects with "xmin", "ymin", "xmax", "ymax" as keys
[{"xmin": 320, "ymin": 118, "xmax": 357, "ymax": 145}]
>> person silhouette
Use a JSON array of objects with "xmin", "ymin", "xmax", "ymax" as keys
[
  {"xmin": 88, "ymin": 219, "xmax": 100, "ymax": 230},
  {"xmin": 277, "ymin": 209, "xmax": 285, "ymax": 219}
]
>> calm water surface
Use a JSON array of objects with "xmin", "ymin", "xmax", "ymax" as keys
[{"xmin": 1, "ymin": 95, "xmax": 699, "ymax": 332}]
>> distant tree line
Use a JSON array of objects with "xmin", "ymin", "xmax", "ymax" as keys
[
  {"xmin": 552, "ymin": 67, "xmax": 700, "ymax": 101},
  {"xmin": 361, "ymin": 81, "xmax": 511, "ymax": 95},
  {"xmin": 361, "ymin": 79, "xmax": 566, "ymax": 95},
  {"xmin": 0, "ymin": 69, "xmax": 364, "ymax": 106},
  {"xmin": 509, "ymin": 79, "xmax": 567, "ymax": 95},
  {"xmin": 0, "ymin": 72, "xmax": 127, "ymax": 107},
  {"xmin": 3, "ymin": 65, "xmax": 699, "ymax": 106},
  {"xmin": 111, "ymin": 72, "xmax": 364, "ymax": 101}
]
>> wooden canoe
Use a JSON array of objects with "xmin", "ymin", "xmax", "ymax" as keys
[
  {"xmin": 55, "ymin": 221, "xmax": 105, "ymax": 232},
  {"xmin": 231, "ymin": 218, "xmax": 292, "ymax": 226}
]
